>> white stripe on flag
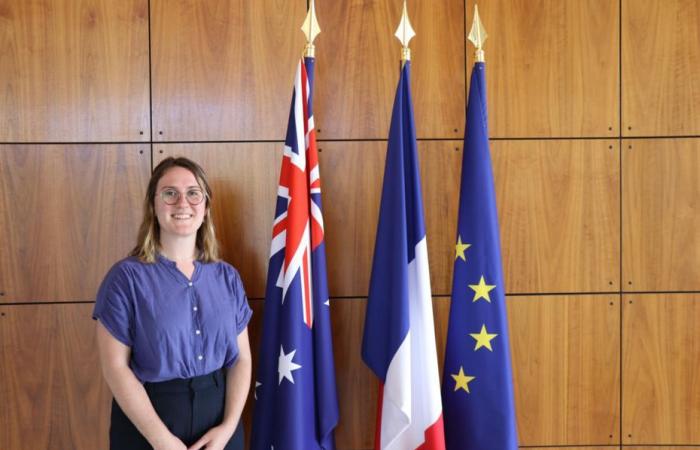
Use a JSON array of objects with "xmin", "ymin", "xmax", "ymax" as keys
[{"xmin": 381, "ymin": 238, "xmax": 443, "ymax": 450}]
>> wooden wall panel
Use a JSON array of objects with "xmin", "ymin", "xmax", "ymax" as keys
[
  {"xmin": 525, "ymin": 448, "xmax": 616, "ymax": 450},
  {"xmin": 471, "ymin": 0, "xmax": 619, "ymax": 138},
  {"xmin": 404, "ymin": 0, "xmax": 465, "ymax": 139},
  {"xmin": 150, "ymin": 0, "xmax": 306, "ymax": 141},
  {"xmin": 622, "ymin": 139, "xmax": 699, "ymax": 291},
  {"xmin": 0, "ymin": 0, "xmax": 150, "ymax": 142},
  {"xmin": 507, "ymin": 295, "xmax": 620, "ymax": 445},
  {"xmin": 155, "ymin": 144, "xmax": 280, "ymax": 298},
  {"xmin": 0, "ymin": 145, "xmax": 149, "ymax": 302},
  {"xmin": 492, "ymin": 140, "xmax": 620, "ymax": 294},
  {"xmin": 622, "ymin": 294, "xmax": 700, "ymax": 445},
  {"xmin": 320, "ymin": 142, "xmax": 384, "ymax": 297},
  {"xmin": 419, "ymin": 142, "xmax": 461, "ymax": 295},
  {"xmin": 0, "ymin": 304, "xmax": 110, "ymax": 450},
  {"xmin": 330, "ymin": 298, "xmax": 376, "ymax": 450},
  {"xmin": 622, "ymin": 0, "xmax": 700, "ymax": 136},
  {"xmin": 320, "ymin": 141, "xmax": 460, "ymax": 298},
  {"xmin": 626, "ymin": 448, "xmax": 700, "ymax": 450},
  {"xmin": 241, "ymin": 299, "xmax": 263, "ymax": 450},
  {"xmin": 315, "ymin": 0, "xmax": 465, "ymax": 140}
]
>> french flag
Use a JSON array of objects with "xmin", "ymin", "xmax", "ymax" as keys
[{"xmin": 361, "ymin": 61, "xmax": 446, "ymax": 450}]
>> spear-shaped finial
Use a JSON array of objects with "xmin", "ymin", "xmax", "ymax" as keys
[
  {"xmin": 394, "ymin": 1, "xmax": 415, "ymax": 62},
  {"xmin": 302, "ymin": 0, "xmax": 321, "ymax": 57},
  {"xmin": 468, "ymin": 4, "xmax": 487, "ymax": 62}
]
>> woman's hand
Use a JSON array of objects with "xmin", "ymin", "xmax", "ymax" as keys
[
  {"xmin": 187, "ymin": 424, "xmax": 235, "ymax": 450},
  {"xmin": 152, "ymin": 433, "xmax": 188, "ymax": 450}
]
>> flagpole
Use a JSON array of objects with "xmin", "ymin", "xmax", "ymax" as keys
[
  {"xmin": 468, "ymin": 4, "xmax": 487, "ymax": 62},
  {"xmin": 394, "ymin": 0, "xmax": 415, "ymax": 64},
  {"xmin": 301, "ymin": 0, "xmax": 321, "ymax": 57}
]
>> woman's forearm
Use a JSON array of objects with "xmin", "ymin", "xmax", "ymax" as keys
[
  {"xmin": 96, "ymin": 322, "xmax": 177, "ymax": 448},
  {"xmin": 220, "ymin": 354, "xmax": 252, "ymax": 432},
  {"xmin": 102, "ymin": 364, "xmax": 176, "ymax": 447}
]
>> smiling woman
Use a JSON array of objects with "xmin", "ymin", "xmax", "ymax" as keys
[{"xmin": 92, "ymin": 157, "xmax": 251, "ymax": 450}]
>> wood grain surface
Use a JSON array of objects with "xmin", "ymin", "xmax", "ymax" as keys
[
  {"xmin": 0, "ymin": 0, "xmax": 150, "ymax": 142},
  {"xmin": 622, "ymin": 0, "xmax": 700, "ymax": 136},
  {"xmin": 507, "ymin": 294, "xmax": 620, "ymax": 445},
  {"xmin": 150, "ymin": 0, "xmax": 306, "ymax": 141},
  {"xmin": 314, "ymin": 0, "xmax": 465, "ymax": 139},
  {"xmin": 622, "ymin": 139, "xmax": 699, "ymax": 291},
  {"xmin": 470, "ymin": 0, "xmax": 619, "ymax": 138},
  {"xmin": 0, "ymin": 304, "xmax": 111, "ymax": 450},
  {"xmin": 622, "ymin": 294, "xmax": 700, "ymax": 445},
  {"xmin": 0, "ymin": 145, "xmax": 149, "ymax": 302},
  {"xmin": 493, "ymin": 139, "xmax": 620, "ymax": 293}
]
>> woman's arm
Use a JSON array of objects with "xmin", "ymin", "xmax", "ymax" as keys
[
  {"xmin": 188, "ymin": 328, "xmax": 252, "ymax": 450},
  {"xmin": 222, "ymin": 328, "xmax": 253, "ymax": 431},
  {"xmin": 96, "ymin": 321, "xmax": 186, "ymax": 450}
]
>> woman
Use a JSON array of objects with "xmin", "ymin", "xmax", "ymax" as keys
[{"xmin": 94, "ymin": 157, "xmax": 251, "ymax": 450}]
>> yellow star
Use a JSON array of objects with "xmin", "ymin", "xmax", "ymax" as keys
[
  {"xmin": 455, "ymin": 235, "xmax": 471, "ymax": 261},
  {"xmin": 469, "ymin": 324, "xmax": 498, "ymax": 351},
  {"xmin": 469, "ymin": 275, "xmax": 496, "ymax": 302},
  {"xmin": 451, "ymin": 367, "xmax": 475, "ymax": 393}
]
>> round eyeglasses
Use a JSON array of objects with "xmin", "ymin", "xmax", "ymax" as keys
[{"xmin": 159, "ymin": 188, "xmax": 206, "ymax": 205}]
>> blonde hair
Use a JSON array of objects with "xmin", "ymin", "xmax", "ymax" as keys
[{"xmin": 130, "ymin": 157, "xmax": 219, "ymax": 263}]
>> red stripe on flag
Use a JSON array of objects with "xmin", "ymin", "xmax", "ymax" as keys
[
  {"xmin": 302, "ymin": 248, "xmax": 312, "ymax": 328},
  {"xmin": 272, "ymin": 217, "xmax": 287, "ymax": 238},
  {"xmin": 417, "ymin": 414, "xmax": 446, "ymax": 450},
  {"xmin": 374, "ymin": 383, "xmax": 384, "ymax": 450}
]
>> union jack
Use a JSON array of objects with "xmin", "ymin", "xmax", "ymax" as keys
[{"xmin": 269, "ymin": 58, "xmax": 324, "ymax": 328}]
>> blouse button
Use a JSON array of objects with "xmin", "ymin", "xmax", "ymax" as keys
[
  {"xmin": 193, "ymin": 306, "xmax": 198, "ymax": 312},
  {"xmin": 188, "ymin": 281, "xmax": 193, "ymax": 287},
  {"xmin": 196, "ymin": 330, "xmax": 201, "ymax": 335},
  {"xmin": 197, "ymin": 355, "xmax": 203, "ymax": 361}
]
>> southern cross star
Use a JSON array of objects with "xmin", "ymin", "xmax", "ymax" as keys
[{"xmin": 278, "ymin": 346, "xmax": 302, "ymax": 385}]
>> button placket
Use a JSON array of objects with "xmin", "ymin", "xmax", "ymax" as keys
[{"xmin": 189, "ymin": 282, "xmax": 204, "ymax": 364}]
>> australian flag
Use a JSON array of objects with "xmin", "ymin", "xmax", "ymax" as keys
[
  {"xmin": 441, "ymin": 61, "xmax": 519, "ymax": 449},
  {"xmin": 361, "ymin": 61, "xmax": 445, "ymax": 450},
  {"xmin": 250, "ymin": 56, "xmax": 339, "ymax": 450}
]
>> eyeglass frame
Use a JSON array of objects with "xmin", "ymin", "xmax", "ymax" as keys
[{"xmin": 158, "ymin": 187, "xmax": 207, "ymax": 206}]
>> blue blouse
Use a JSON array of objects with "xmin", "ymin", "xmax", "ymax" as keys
[{"xmin": 93, "ymin": 255, "xmax": 252, "ymax": 383}]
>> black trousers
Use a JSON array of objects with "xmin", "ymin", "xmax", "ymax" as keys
[{"xmin": 109, "ymin": 369, "xmax": 244, "ymax": 450}]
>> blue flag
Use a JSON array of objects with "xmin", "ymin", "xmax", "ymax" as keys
[
  {"xmin": 441, "ymin": 62, "xmax": 519, "ymax": 449},
  {"xmin": 362, "ymin": 61, "xmax": 446, "ymax": 450},
  {"xmin": 250, "ymin": 57, "xmax": 339, "ymax": 450}
]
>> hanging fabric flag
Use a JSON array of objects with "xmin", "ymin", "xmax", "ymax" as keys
[
  {"xmin": 442, "ymin": 6, "xmax": 519, "ymax": 449},
  {"xmin": 251, "ymin": 4, "xmax": 339, "ymax": 448},
  {"xmin": 362, "ymin": 4, "xmax": 445, "ymax": 449}
]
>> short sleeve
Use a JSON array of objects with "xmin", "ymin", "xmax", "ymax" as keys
[
  {"xmin": 93, "ymin": 263, "xmax": 134, "ymax": 347},
  {"xmin": 226, "ymin": 265, "xmax": 252, "ymax": 334}
]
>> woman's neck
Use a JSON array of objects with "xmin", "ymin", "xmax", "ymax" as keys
[{"xmin": 159, "ymin": 235, "xmax": 197, "ymax": 262}]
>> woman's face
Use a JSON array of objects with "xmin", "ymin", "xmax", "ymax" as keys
[{"xmin": 154, "ymin": 166, "xmax": 207, "ymax": 242}]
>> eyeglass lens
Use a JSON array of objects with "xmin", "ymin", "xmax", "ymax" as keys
[{"xmin": 160, "ymin": 188, "xmax": 204, "ymax": 205}]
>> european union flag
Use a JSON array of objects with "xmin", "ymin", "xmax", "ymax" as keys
[{"xmin": 441, "ymin": 62, "xmax": 518, "ymax": 449}]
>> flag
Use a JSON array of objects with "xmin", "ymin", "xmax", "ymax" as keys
[
  {"xmin": 361, "ymin": 61, "xmax": 446, "ymax": 450},
  {"xmin": 250, "ymin": 56, "xmax": 339, "ymax": 450},
  {"xmin": 441, "ymin": 61, "xmax": 518, "ymax": 449}
]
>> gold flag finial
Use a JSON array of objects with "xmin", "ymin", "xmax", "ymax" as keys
[
  {"xmin": 302, "ymin": 0, "xmax": 321, "ymax": 57},
  {"xmin": 394, "ymin": 1, "xmax": 415, "ymax": 62},
  {"xmin": 468, "ymin": 4, "xmax": 487, "ymax": 62}
]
